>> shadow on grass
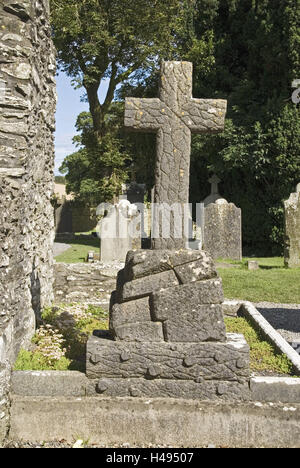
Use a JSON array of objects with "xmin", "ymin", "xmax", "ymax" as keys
[
  {"xmin": 55, "ymin": 236, "xmax": 100, "ymax": 248},
  {"xmin": 259, "ymin": 265, "xmax": 285, "ymax": 270}
]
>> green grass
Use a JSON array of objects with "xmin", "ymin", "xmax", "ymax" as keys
[
  {"xmin": 55, "ymin": 236, "xmax": 100, "ymax": 263},
  {"xmin": 225, "ymin": 317, "xmax": 294, "ymax": 376},
  {"xmin": 217, "ymin": 257, "xmax": 285, "ymax": 268},
  {"xmin": 218, "ymin": 257, "xmax": 300, "ymax": 303},
  {"xmin": 14, "ymin": 304, "xmax": 108, "ymax": 372}
]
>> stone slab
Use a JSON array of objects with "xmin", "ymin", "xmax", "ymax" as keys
[
  {"xmin": 113, "ymin": 322, "xmax": 164, "ymax": 343},
  {"xmin": 151, "ymin": 280, "xmax": 226, "ymax": 342},
  {"xmin": 124, "ymin": 249, "xmax": 217, "ymax": 281},
  {"xmin": 91, "ymin": 378, "xmax": 250, "ymax": 401},
  {"xmin": 9, "ymin": 396, "xmax": 300, "ymax": 447},
  {"xmin": 173, "ymin": 258, "xmax": 217, "ymax": 284},
  {"xmin": 121, "ymin": 269, "xmax": 179, "ymax": 302},
  {"xmin": 11, "ymin": 371, "xmax": 87, "ymax": 397},
  {"xmin": 86, "ymin": 333, "xmax": 249, "ymax": 381},
  {"xmin": 110, "ymin": 297, "xmax": 151, "ymax": 329},
  {"xmin": 250, "ymin": 377, "xmax": 300, "ymax": 403},
  {"xmin": 161, "ymin": 305, "xmax": 226, "ymax": 342}
]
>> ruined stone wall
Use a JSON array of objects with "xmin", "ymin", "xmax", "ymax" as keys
[{"xmin": 0, "ymin": 0, "xmax": 56, "ymax": 440}]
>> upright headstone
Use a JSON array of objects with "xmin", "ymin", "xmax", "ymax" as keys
[
  {"xmin": 99, "ymin": 200, "xmax": 141, "ymax": 263},
  {"xmin": 125, "ymin": 61, "xmax": 227, "ymax": 249},
  {"xmin": 284, "ymin": 184, "xmax": 300, "ymax": 268},
  {"xmin": 203, "ymin": 176, "xmax": 242, "ymax": 261},
  {"xmin": 87, "ymin": 62, "xmax": 250, "ymax": 401}
]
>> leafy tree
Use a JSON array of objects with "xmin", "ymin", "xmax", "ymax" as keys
[
  {"xmin": 51, "ymin": 0, "xmax": 185, "ymax": 202},
  {"xmin": 185, "ymin": 0, "xmax": 300, "ymax": 254}
]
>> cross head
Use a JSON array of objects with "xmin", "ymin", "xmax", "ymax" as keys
[{"xmin": 125, "ymin": 61, "xmax": 227, "ymax": 249}]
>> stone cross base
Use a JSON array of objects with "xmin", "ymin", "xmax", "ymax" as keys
[{"xmin": 86, "ymin": 250, "xmax": 250, "ymax": 400}]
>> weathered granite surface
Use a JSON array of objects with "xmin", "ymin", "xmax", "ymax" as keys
[
  {"xmin": 86, "ymin": 378, "xmax": 251, "ymax": 401},
  {"xmin": 0, "ymin": 0, "xmax": 56, "ymax": 441},
  {"xmin": 87, "ymin": 334, "xmax": 249, "ymax": 381},
  {"xmin": 284, "ymin": 185, "xmax": 300, "ymax": 268},
  {"xmin": 87, "ymin": 334, "xmax": 250, "ymax": 400},
  {"xmin": 110, "ymin": 297, "xmax": 151, "ymax": 329},
  {"xmin": 124, "ymin": 249, "xmax": 217, "ymax": 281},
  {"xmin": 121, "ymin": 270, "xmax": 179, "ymax": 302},
  {"xmin": 151, "ymin": 279, "xmax": 226, "ymax": 342},
  {"xmin": 112, "ymin": 322, "xmax": 164, "ymax": 343},
  {"xmin": 125, "ymin": 61, "xmax": 227, "ymax": 250},
  {"xmin": 87, "ymin": 249, "xmax": 251, "ymax": 400}
]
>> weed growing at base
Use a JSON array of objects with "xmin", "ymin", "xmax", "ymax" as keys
[{"xmin": 14, "ymin": 304, "xmax": 108, "ymax": 372}]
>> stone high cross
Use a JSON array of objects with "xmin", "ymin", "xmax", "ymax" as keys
[{"xmin": 125, "ymin": 61, "xmax": 227, "ymax": 249}]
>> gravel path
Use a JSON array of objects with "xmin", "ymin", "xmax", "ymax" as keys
[
  {"xmin": 255, "ymin": 302, "xmax": 300, "ymax": 344},
  {"xmin": 53, "ymin": 243, "xmax": 72, "ymax": 257}
]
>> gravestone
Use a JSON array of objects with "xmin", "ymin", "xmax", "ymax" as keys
[
  {"xmin": 125, "ymin": 61, "xmax": 227, "ymax": 249},
  {"xmin": 87, "ymin": 62, "xmax": 250, "ymax": 401},
  {"xmin": 203, "ymin": 176, "xmax": 242, "ymax": 261},
  {"xmin": 99, "ymin": 200, "xmax": 141, "ymax": 263},
  {"xmin": 284, "ymin": 184, "xmax": 300, "ymax": 268}
]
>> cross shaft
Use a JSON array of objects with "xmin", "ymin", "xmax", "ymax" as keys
[{"xmin": 125, "ymin": 61, "xmax": 227, "ymax": 249}]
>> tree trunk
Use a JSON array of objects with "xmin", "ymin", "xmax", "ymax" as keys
[{"xmin": 85, "ymin": 83, "xmax": 105, "ymax": 139}]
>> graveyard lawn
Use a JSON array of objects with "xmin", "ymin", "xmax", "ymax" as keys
[
  {"xmin": 224, "ymin": 317, "xmax": 294, "ymax": 376},
  {"xmin": 14, "ymin": 304, "xmax": 109, "ymax": 372},
  {"xmin": 14, "ymin": 303, "xmax": 295, "ymax": 377},
  {"xmin": 217, "ymin": 258, "xmax": 300, "ymax": 304},
  {"xmin": 54, "ymin": 236, "xmax": 100, "ymax": 263}
]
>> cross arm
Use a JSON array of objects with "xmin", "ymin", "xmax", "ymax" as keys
[
  {"xmin": 181, "ymin": 98, "xmax": 227, "ymax": 133},
  {"xmin": 124, "ymin": 98, "xmax": 167, "ymax": 132}
]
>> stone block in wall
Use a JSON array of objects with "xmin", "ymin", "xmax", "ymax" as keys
[
  {"xmin": 53, "ymin": 263, "xmax": 119, "ymax": 308},
  {"xmin": 150, "ymin": 280, "xmax": 226, "ymax": 342},
  {"xmin": 110, "ymin": 297, "xmax": 151, "ymax": 329},
  {"xmin": 124, "ymin": 249, "xmax": 217, "ymax": 281},
  {"xmin": 121, "ymin": 270, "xmax": 179, "ymax": 302},
  {"xmin": 113, "ymin": 322, "xmax": 164, "ymax": 343}
]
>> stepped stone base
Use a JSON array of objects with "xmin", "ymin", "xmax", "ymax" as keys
[
  {"xmin": 88, "ymin": 249, "xmax": 251, "ymax": 400},
  {"xmin": 86, "ymin": 332, "xmax": 250, "ymax": 400}
]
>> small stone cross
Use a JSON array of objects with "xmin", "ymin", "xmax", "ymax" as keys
[
  {"xmin": 209, "ymin": 174, "xmax": 221, "ymax": 195},
  {"xmin": 125, "ymin": 61, "xmax": 227, "ymax": 249}
]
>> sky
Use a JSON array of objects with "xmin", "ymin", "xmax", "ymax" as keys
[{"xmin": 54, "ymin": 73, "xmax": 109, "ymax": 175}]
